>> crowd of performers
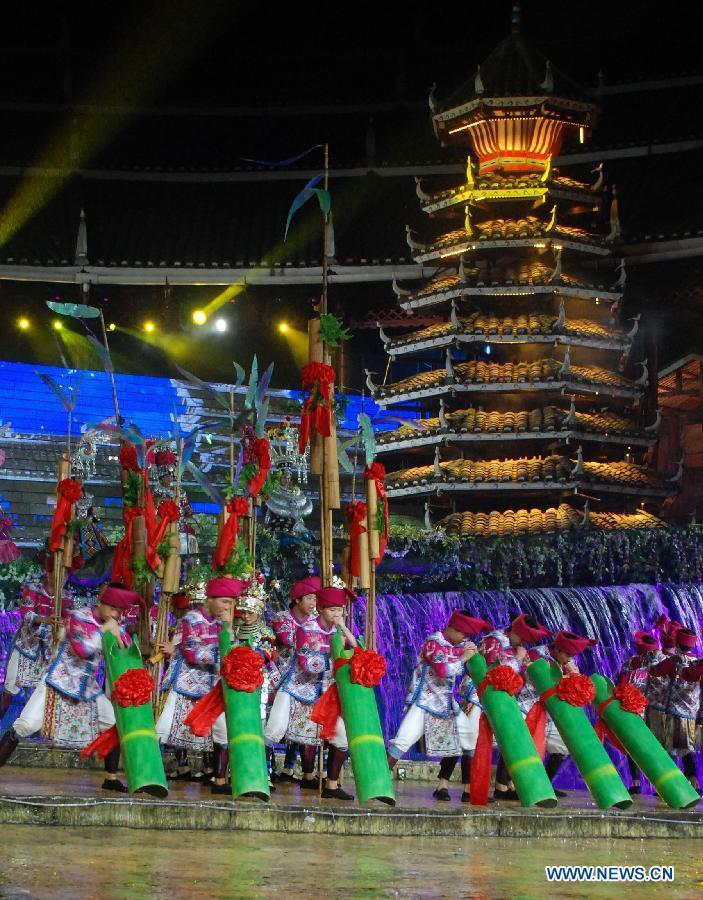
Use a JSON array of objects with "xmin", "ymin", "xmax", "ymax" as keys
[{"xmin": 0, "ymin": 562, "xmax": 702, "ymax": 804}]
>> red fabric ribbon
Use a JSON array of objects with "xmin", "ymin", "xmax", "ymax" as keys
[
  {"xmin": 345, "ymin": 501, "xmax": 367, "ymax": 577},
  {"xmin": 49, "ymin": 478, "xmax": 82, "ymax": 552},
  {"xmin": 524, "ymin": 687, "xmax": 558, "ymax": 759},
  {"xmin": 364, "ymin": 462, "xmax": 389, "ymax": 562},
  {"xmin": 212, "ymin": 497, "xmax": 250, "ymax": 571},
  {"xmin": 184, "ymin": 683, "xmax": 225, "ymax": 736},
  {"xmin": 111, "ymin": 668, "xmax": 155, "ymax": 707},
  {"xmin": 146, "ymin": 499, "xmax": 180, "ymax": 571},
  {"xmin": 311, "ymin": 649, "xmax": 386, "ymax": 740},
  {"xmin": 247, "ymin": 437, "xmax": 272, "ymax": 497},
  {"xmin": 469, "ymin": 666, "xmax": 526, "ymax": 806},
  {"xmin": 594, "ymin": 697, "xmax": 627, "ymax": 754},
  {"xmin": 298, "ymin": 361, "xmax": 335, "ymax": 453},
  {"xmin": 111, "ymin": 505, "xmax": 144, "ymax": 588},
  {"xmin": 221, "ymin": 646, "xmax": 265, "ymax": 692},
  {"xmin": 81, "ymin": 725, "xmax": 119, "ymax": 759}
]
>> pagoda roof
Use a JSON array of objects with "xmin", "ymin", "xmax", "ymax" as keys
[
  {"xmin": 375, "ymin": 405, "xmax": 656, "ymax": 453},
  {"xmin": 410, "ymin": 217, "xmax": 608, "ymax": 263},
  {"xmin": 420, "ymin": 171, "xmax": 600, "ymax": 214},
  {"xmin": 383, "ymin": 309, "xmax": 634, "ymax": 357},
  {"xmin": 396, "ymin": 258, "xmax": 622, "ymax": 310},
  {"xmin": 437, "ymin": 504, "xmax": 664, "ymax": 537},
  {"xmin": 385, "ymin": 454, "xmax": 669, "ymax": 499},
  {"xmin": 372, "ymin": 356, "xmax": 644, "ymax": 406},
  {"xmin": 432, "ymin": 33, "xmax": 596, "ymax": 129}
]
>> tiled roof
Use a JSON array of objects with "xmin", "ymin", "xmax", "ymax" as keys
[
  {"xmin": 387, "ymin": 454, "xmax": 574, "ymax": 488},
  {"xmin": 420, "ymin": 170, "xmax": 597, "ymax": 212}
]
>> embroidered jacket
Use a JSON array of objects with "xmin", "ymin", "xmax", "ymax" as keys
[
  {"xmin": 616, "ymin": 650, "xmax": 665, "ymax": 697},
  {"xmin": 406, "ymin": 631, "xmax": 466, "ymax": 718},
  {"xmin": 515, "ymin": 644, "xmax": 554, "ymax": 713},
  {"xmin": 45, "ymin": 607, "xmax": 129, "ymax": 701},
  {"xmin": 281, "ymin": 616, "xmax": 337, "ymax": 704},
  {"xmin": 271, "ymin": 608, "xmax": 311, "ymax": 676},
  {"xmin": 162, "ymin": 609, "xmax": 222, "ymax": 699},
  {"xmin": 648, "ymin": 653, "xmax": 702, "ymax": 720},
  {"xmin": 11, "ymin": 583, "xmax": 64, "ymax": 663}
]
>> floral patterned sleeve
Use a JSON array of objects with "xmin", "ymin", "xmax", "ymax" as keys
[
  {"xmin": 67, "ymin": 613, "xmax": 103, "ymax": 661},
  {"xmin": 295, "ymin": 627, "xmax": 329, "ymax": 674},
  {"xmin": 181, "ymin": 617, "xmax": 219, "ymax": 668},
  {"xmin": 272, "ymin": 614, "xmax": 296, "ymax": 650},
  {"xmin": 422, "ymin": 640, "xmax": 462, "ymax": 679}
]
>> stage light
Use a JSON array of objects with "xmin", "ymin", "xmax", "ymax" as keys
[
  {"xmin": 108, "ymin": 323, "xmax": 117, "ymax": 332},
  {"xmin": 215, "ymin": 318, "xmax": 227, "ymax": 333},
  {"xmin": 192, "ymin": 309, "xmax": 207, "ymax": 325},
  {"xmin": 17, "ymin": 317, "xmax": 30, "ymax": 330},
  {"xmin": 52, "ymin": 320, "xmax": 63, "ymax": 331},
  {"xmin": 144, "ymin": 321, "xmax": 156, "ymax": 333},
  {"xmin": 278, "ymin": 321, "xmax": 289, "ymax": 334}
]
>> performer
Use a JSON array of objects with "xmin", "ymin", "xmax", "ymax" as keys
[
  {"xmin": 542, "ymin": 629, "xmax": 598, "ymax": 796},
  {"xmin": 387, "ymin": 610, "xmax": 492, "ymax": 803},
  {"xmin": 156, "ymin": 577, "xmax": 241, "ymax": 792},
  {"xmin": 265, "ymin": 585, "xmax": 357, "ymax": 800},
  {"xmin": 616, "ymin": 630, "xmax": 663, "ymax": 794},
  {"xmin": 648, "ymin": 626, "xmax": 702, "ymax": 789},
  {"xmin": 270, "ymin": 575, "xmax": 319, "ymax": 782},
  {"xmin": 476, "ymin": 613, "xmax": 551, "ymax": 800},
  {"xmin": 0, "ymin": 583, "xmax": 138, "ymax": 792}
]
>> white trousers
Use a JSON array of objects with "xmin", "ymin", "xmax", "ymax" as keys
[
  {"xmin": 155, "ymin": 690, "xmax": 227, "ymax": 746},
  {"xmin": 389, "ymin": 703, "xmax": 478, "ymax": 757},
  {"xmin": 3, "ymin": 650, "xmax": 20, "ymax": 695},
  {"xmin": 546, "ymin": 717, "xmax": 568, "ymax": 755},
  {"xmin": 13, "ymin": 678, "xmax": 115, "ymax": 739},
  {"xmin": 264, "ymin": 690, "xmax": 348, "ymax": 750}
]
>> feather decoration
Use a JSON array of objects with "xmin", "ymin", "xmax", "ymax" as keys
[
  {"xmin": 86, "ymin": 332, "xmax": 114, "ymax": 374},
  {"xmin": 36, "ymin": 372, "xmax": 74, "ymax": 412},
  {"xmin": 175, "ymin": 364, "xmax": 230, "ymax": 410},
  {"xmin": 336, "ymin": 435, "xmax": 355, "ymax": 474},
  {"xmin": 358, "ymin": 413, "xmax": 376, "ymax": 465},
  {"xmin": 232, "ymin": 446, "xmax": 244, "ymax": 492},
  {"xmin": 255, "ymin": 398, "xmax": 270, "ymax": 437},
  {"xmin": 255, "ymin": 362, "xmax": 273, "ymax": 415},
  {"xmin": 185, "ymin": 460, "xmax": 224, "ymax": 507},
  {"xmin": 233, "ymin": 361, "xmax": 246, "ymax": 390},
  {"xmin": 245, "ymin": 356, "xmax": 259, "ymax": 411}
]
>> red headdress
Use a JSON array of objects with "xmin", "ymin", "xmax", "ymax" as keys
[
  {"xmin": 102, "ymin": 584, "xmax": 143, "ymax": 611},
  {"xmin": 206, "ymin": 577, "xmax": 246, "ymax": 599},
  {"xmin": 447, "ymin": 610, "xmax": 492, "ymax": 636},
  {"xmin": 315, "ymin": 586, "xmax": 356, "ymax": 609},
  {"xmin": 553, "ymin": 630, "xmax": 598, "ymax": 656},
  {"xmin": 511, "ymin": 613, "xmax": 551, "ymax": 643},
  {"xmin": 290, "ymin": 576, "xmax": 321, "ymax": 603},
  {"xmin": 675, "ymin": 628, "xmax": 698, "ymax": 651},
  {"xmin": 633, "ymin": 630, "xmax": 660, "ymax": 654}
]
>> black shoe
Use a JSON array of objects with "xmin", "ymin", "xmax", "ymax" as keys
[
  {"xmin": 494, "ymin": 788, "xmax": 519, "ymax": 801},
  {"xmin": 268, "ymin": 782, "xmax": 277, "ymax": 793},
  {"xmin": 277, "ymin": 772, "xmax": 300, "ymax": 784},
  {"xmin": 553, "ymin": 788, "xmax": 567, "ymax": 798},
  {"xmin": 628, "ymin": 785, "xmax": 641, "ymax": 795},
  {"xmin": 0, "ymin": 728, "xmax": 20, "ymax": 768},
  {"xmin": 299, "ymin": 778, "xmax": 320, "ymax": 790},
  {"xmin": 102, "ymin": 778, "xmax": 128, "ymax": 793},
  {"xmin": 461, "ymin": 791, "xmax": 496, "ymax": 804},
  {"xmin": 211, "ymin": 782, "xmax": 231, "ymax": 795},
  {"xmin": 432, "ymin": 787, "xmax": 451, "ymax": 801},
  {"xmin": 322, "ymin": 786, "xmax": 354, "ymax": 800}
]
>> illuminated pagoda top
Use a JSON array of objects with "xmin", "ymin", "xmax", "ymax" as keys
[{"xmin": 369, "ymin": 8, "xmax": 675, "ymax": 538}]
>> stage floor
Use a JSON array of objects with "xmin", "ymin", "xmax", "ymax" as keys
[{"xmin": 1, "ymin": 767, "xmax": 701, "ymax": 839}]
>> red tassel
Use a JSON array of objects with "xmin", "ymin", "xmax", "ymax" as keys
[
  {"xmin": 525, "ymin": 701, "xmax": 547, "ymax": 758},
  {"xmin": 81, "ymin": 725, "xmax": 119, "ymax": 760},
  {"xmin": 469, "ymin": 712, "xmax": 494, "ymax": 806},
  {"xmin": 184, "ymin": 683, "xmax": 225, "ymax": 736},
  {"xmin": 310, "ymin": 682, "xmax": 342, "ymax": 741}
]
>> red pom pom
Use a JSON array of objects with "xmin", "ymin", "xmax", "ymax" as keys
[
  {"xmin": 364, "ymin": 461, "xmax": 386, "ymax": 482},
  {"xmin": 301, "ymin": 361, "xmax": 335, "ymax": 388},
  {"xmin": 349, "ymin": 647, "xmax": 386, "ymax": 687},
  {"xmin": 57, "ymin": 478, "xmax": 82, "ymax": 503},
  {"xmin": 556, "ymin": 673, "xmax": 596, "ymax": 707},
  {"xmin": 485, "ymin": 664, "xmax": 524, "ymax": 696},
  {"xmin": 157, "ymin": 499, "xmax": 180, "ymax": 522},
  {"xmin": 112, "ymin": 668, "xmax": 154, "ymax": 707},
  {"xmin": 230, "ymin": 497, "xmax": 250, "ymax": 516},
  {"xmin": 221, "ymin": 645, "xmax": 264, "ymax": 693},
  {"xmin": 614, "ymin": 682, "xmax": 649, "ymax": 715},
  {"xmin": 119, "ymin": 443, "xmax": 140, "ymax": 471}
]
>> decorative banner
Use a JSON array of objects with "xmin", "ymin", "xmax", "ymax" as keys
[
  {"xmin": 364, "ymin": 462, "xmax": 389, "ymax": 562},
  {"xmin": 345, "ymin": 501, "xmax": 367, "ymax": 577},
  {"xmin": 298, "ymin": 361, "xmax": 335, "ymax": 453},
  {"xmin": 145, "ymin": 499, "xmax": 180, "ymax": 571},
  {"xmin": 49, "ymin": 478, "xmax": 82, "ymax": 552},
  {"xmin": 212, "ymin": 497, "xmax": 250, "ymax": 571},
  {"xmin": 284, "ymin": 175, "xmax": 331, "ymax": 240},
  {"xmin": 240, "ymin": 144, "xmax": 324, "ymax": 167}
]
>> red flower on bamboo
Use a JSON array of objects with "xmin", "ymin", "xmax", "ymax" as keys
[
  {"xmin": 483, "ymin": 664, "xmax": 524, "ymax": 696},
  {"xmin": 221, "ymin": 645, "xmax": 265, "ymax": 693},
  {"xmin": 349, "ymin": 647, "xmax": 386, "ymax": 688},
  {"xmin": 49, "ymin": 478, "xmax": 83, "ymax": 552},
  {"xmin": 119, "ymin": 443, "xmax": 140, "ymax": 471},
  {"xmin": 613, "ymin": 682, "xmax": 649, "ymax": 715},
  {"xmin": 112, "ymin": 668, "xmax": 154, "ymax": 707},
  {"xmin": 556, "ymin": 673, "xmax": 596, "ymax": 707}
]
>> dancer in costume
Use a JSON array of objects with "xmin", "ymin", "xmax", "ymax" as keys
[
  {"xmin": 156, "ymin": 577, "xmax": 242, "ymax": 792},
  {"xmin": 647, "ymin": 626, "xmax": 702, "ymax": 789},
  {"xmin": 474, "ymin": 613, "xmax": 550, "ymax": 800},
  {"xmin": 541, "ymin": 629, "xmax": 598, "ymax": 796},
  {"xmin": 388, "ymin": 610, "xmax": 491, "ymax": 803},
  {"xmin": 270, "ymin": 575, "xmax": 319, "ymax": 782},
  {"xmin": 616, "ymin": 630, "xmax": 663, "ymax": 794},
  {"xmin": 265, "ymin": 585, "xmax": 357, "ymax": 800},
  {"xmin": 0, "ymin": 583, "xmax": 138, "ymax": 792}
]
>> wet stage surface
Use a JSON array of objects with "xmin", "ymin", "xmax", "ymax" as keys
[{"xmin": 2, "ymin": 824, "xmax": 703, "ymax": 899}]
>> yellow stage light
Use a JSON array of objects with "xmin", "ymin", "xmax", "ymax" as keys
[
  {"xmin": 52, "ymin": 320, "xmax": 63, "ymax": 331},
  {"xmin": 192, "ymin": 310, "xmax": 207, "ymax": 325},
  {"xmin": 17, "ymin": 317, "xmax": 30, "ymax": 330},
  {"xmin": 278, "ymin": 321, "xmax": 289, "ymax": 334},
  {"xmin": 108, "ymin": 323, "xmax": 117, "ymax": 332},
  {"xmin": 144, "ymin": 321, "xmax": 156, "ymax": 333}
]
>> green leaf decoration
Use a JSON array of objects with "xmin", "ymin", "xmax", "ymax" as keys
[
  {"xmin": 46, "ymin": 301, "xmax": 101, "ymax": 319},
  {"xmin": 175, "ymin": 364, "xmax": 230, "ymax": 410},
  {"xmin": 123, "ymin": 470, "xmax": 142, "ymax": 507},
  {"xmin": 336, "ymin": 435, "xmax": 354, "ymax": 474},
  {"xmin": 86, "ymin": 332, "xmax": 114, "ymax": 375},
  {"xmin": 319, "ymin": 313, "xmax": 351, "ymax": 348},
  {"xmin": 358, "ymin": 413, "xmax": 376, "ymax": 465},
  {"xmin": 245, "ymin": 356, "xmax": 259, "ymax": 411},
  {"xmin": 185, "ymin": 460, "xmax": 225, "ymax": 507},
  {"xmin": 233, "ymin": 361, "xmax": 246, "ymax": 389},
  {"xmin": 219, "ymin": 540, "xmax": 253, "ymax": 578}
]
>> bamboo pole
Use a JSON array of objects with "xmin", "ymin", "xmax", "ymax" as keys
[
  {"xmin": 366, "ymin": 477, "xmax": 380, "ymax": 559},
  {"xmin": 98, "ymin": 309, "xmax": 121, "ymax": 424}
]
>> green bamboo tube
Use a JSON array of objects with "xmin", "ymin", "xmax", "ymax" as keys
[
  {"xmin": 103, "ymin": 632, "xmax": 168, "ymax": 798},
  {"xmin": 330, "ymin": 631, "xmax": 395, "ymax": 805},
  {"xmin": 591, "ymin": 674, "xmax": 701, "ymax": 809},
  {"xmin": 219, "ymin": 629, "xmax": 270, "ymax": 801},
  {"xmin": 527, "ymin": 658, "xmax": 632, "ymax": 810},
  {"xmin": 468, "ymin": 654, "xmax": 557, "ymax": 808}
]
